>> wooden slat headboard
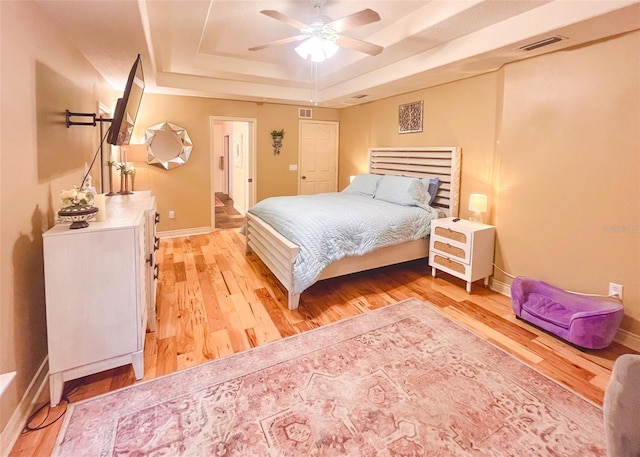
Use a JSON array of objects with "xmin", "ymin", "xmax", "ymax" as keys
[{"xmin": 369, "ymin": 147, "xmax": 462, "ymax": 217}]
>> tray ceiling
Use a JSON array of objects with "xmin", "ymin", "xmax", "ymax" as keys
[{"xmin": 35, "ymin": 0, "xmax": 640, "ymax": 108}]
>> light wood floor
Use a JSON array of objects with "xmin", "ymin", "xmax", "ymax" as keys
[
  {"xmin": 214, "ymin": 192, "xmax": 244, "ymax": 229},
  {"xmin": 10, "ymin": 230, "xmax": 636, "ymax": 456}
]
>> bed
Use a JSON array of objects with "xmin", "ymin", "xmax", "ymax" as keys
[{"xmin": 245, "ymin": 147, "xmax": 462, "ymax": 310}]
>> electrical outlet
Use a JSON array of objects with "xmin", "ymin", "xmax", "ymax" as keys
[
  {"xmin": 609, "ymin": 282, "xmax": 623, "ymax": 300},
  {"xmin": 169, "ymin": 211, "xmax": 175, "ymax": 219}
]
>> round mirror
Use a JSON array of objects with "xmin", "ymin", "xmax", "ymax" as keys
[{"xmin": 144, "ymin": 122, "xmax": 193, "ymax": 170}]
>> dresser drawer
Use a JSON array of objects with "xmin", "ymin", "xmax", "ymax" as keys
[
  {"xmin": 431, "ymin": 220, "xmax": 474, "ymax": 262},
  {"xmin": 431, "ymin": 239, "xmax": 469, "ymax": 263},
  {"xmin": 433, "ymin": 226, "xmax": 469, "ymax": 245},
  {"xmin": 431, "ymin": 254, "xmax": 467, "ymax": 276}
]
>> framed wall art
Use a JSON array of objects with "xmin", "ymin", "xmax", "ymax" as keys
[{"xmin": 398, "ymin": 100, "xmax": 423, "ymax": 134}]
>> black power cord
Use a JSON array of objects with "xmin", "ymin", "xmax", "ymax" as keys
[
  {"xmin": 21, "ymin": 385, "xmax": 80, "ymax": 433},
  {"xmin": 21, "ymin": 400, "xmax": 67, "ymax": 433},
  {"xmin": 79, "ymin": 126, "xmax": 112, "ymax": 190}
]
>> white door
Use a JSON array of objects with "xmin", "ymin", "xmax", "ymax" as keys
[
  {"xmin": 299, "ymin": 121, "xmax": 339, "ymax": 195},
  {"xmin": 223, "ymin": 135, "xmax": 230, "ymax": 194},
  {"xmin": 231, "ymin": 122, "xmax": 249, "ymax": 215}
]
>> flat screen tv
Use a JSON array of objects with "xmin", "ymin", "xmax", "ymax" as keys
[{"xmin": 107, "ymin": 54, "xmax": 145, "ymax": 146}]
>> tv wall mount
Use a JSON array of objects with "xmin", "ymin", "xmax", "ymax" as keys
[
  {"xmin": 65, "ymin": 110, "xmax": 113, "ymax": 128},
  {"xmin": 65, "ymin": 109, "xmax": 115, "ymax": 194}
]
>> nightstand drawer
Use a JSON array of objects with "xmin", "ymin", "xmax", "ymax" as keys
[
  {"xmin": 432, "ymin": 254, "xmax": 467, "ymax": 276},
  {"xmin": 433, "ymin": 226, "xmax": 468, "ymax": 244},
  {"xmin": 432, "ymin": 240, "xmax": 468, "ymax": 262}
]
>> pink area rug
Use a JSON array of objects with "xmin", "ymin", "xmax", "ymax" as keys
[{"xmin": 53, "ymin": 299, "xmax": 605, "ymax": 456}]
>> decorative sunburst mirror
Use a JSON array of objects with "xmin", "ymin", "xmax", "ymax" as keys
[{"xmin": 144, "ymin": 122, "xmax": 193, "ymax": 170}]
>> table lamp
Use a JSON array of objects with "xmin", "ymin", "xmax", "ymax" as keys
[{"xmin": 468, "ymin": 193, "xmax": 487, "ymax": 223}]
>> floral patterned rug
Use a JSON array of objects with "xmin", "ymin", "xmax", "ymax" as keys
[{"xmin": 53, "ymin": 299, "xmax": 605, "ymax": 456}]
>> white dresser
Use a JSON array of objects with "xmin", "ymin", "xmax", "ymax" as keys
[
  {"xmin": 43, "ymin": 192, "xmax": 158, "ymax": 406},
  {"xmin": 429, "ymin": 217, "xmax": 496, "ymax": 293},
  {"xmin": 106, "ymin": 192, "xmax": 160, "ymax": 331}
]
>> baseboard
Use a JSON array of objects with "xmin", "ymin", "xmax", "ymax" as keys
[
  {"xmin": 490, "ymin": 278, "xmax": 640, "ymax": 351},
  {"xmin": 490, "ymin": 278, "xmax": 511, "ymax": 297},
  {"xmin": 157, "ymin": 226, "xmax": 214, "ymax": 239},
  {"xmin": 615, "ymin": 328, "xmax": 640, "ymax": 352},
  {"xmin": 0, "ymin": 357, "xmax": 49, "ymax": 457}
]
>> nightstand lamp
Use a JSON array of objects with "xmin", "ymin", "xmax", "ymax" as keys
[{"xmin": 468, "ymin": 193, "xmax": 487, "ymax": 223}]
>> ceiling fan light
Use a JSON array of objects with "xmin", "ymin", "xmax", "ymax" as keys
[
  {"xmin": 294, "ymin": 39, "xmax": 313, "ymax": 60},
  {"xmin": 322, "ymin": 40, "xmax": 339, "ymax": 59},
  {"xmin": 295, "ymin": 36, "xmax": 338, "ymax": 62}
]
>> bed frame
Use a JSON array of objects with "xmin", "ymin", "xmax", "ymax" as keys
[{"xmin": 246, "ymin": 147, "xmax": 462, "ymax": 310}]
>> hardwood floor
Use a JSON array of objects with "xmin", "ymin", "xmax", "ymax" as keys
[
  {"xmin": 214, "ymin": 192, "xmax": 244, "ymax": 229},
  {"xmin": 9, "ymin": 230, "xmax": 636, "ymax": 456}
]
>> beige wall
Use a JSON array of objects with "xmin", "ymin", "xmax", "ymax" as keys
[
  {"xmin": 339, "ymin": 32, "xmax": 640, "ymax": 332},
  {"xmin": 0, "ymin": 1, "xmax": 115, "ymax": 435},
  {"xmin": 495, "ymin": 32, "xmax": 640, "ymax": 332},
  {"xmin": 130, "ymin": 95, "xmax": 339, "ymax": 232},
  {"xmin": 126, "ymin": 93, "xmax": 213, "ymax": 233},
  {"xmin": 338, "ymin": 72, "xmax": 499, "ymax": 218}
]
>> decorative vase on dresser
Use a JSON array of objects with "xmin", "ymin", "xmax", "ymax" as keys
[
  {"xmin": 43, "ymin": 191, "xmax": 158, "ymax": 406},
  {"xmin": 429, "ymin": 217, "xmax": 496, "ymax": 293}
]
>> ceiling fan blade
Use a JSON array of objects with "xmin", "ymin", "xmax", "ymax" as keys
[
  {"xmin": 336, "ymin": 35, "xmax": 383, "ymax": 56},
  {"xmin": 249, "ymin": 35, "xmax": 307, "ymax": 52},
  {"xmin": 326, "ymin": 8, "xmax": 380, "ymax": 33},
  {"xmin": 261, "ymin": 10, "xmax": 309, "ymax": 30}
]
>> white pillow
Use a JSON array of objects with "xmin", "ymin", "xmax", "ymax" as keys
[
  {"xmin": 374, "ymin": 175, "xmax": 430, "ymax": 208},
  {"xmin": 342, "ymin": 173, "xmax": 382, "ymax": 196}
]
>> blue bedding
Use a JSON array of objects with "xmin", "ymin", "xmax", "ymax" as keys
[{"xmin": 248, "ymin": 192, "xmax": 438, "ymax": 294}]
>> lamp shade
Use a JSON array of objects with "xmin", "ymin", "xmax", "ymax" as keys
[
  {"xmin": 468, "ymin": 193, "xmax": 488, "ymax": 213},
  {"xmin": 295, "ymin": 36, "xmax": 339, "ymax": 62}
]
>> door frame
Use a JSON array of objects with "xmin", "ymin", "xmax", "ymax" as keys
[
  {"xmin": 209, "ymin": 116, "xmax": 257, "ymax": 230},
  {"xmin": 297, "ymin": 120, "xmax": 339, "ymax": 195}
]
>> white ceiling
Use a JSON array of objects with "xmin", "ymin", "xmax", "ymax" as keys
[{"xmin": 35, "ymin": 0, "xmax": 640, "ymax": 108}]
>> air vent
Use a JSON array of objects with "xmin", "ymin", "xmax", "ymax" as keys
[
  {"xmin": 298, "ymin": 108, "xmax": 312, "ymax": 119},
  {"xmin": 352, "ymin": 94, "xmax": 368, "ymax": 99},
  {"xmin": 519, "ymin": 36, "xmax": 565, "ymax": 51}
]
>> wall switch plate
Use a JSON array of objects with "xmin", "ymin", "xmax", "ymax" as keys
[
  {"xmin": 169, "ymin": 211, "xmax": 175, "ymax": 219},
  {"xmin": 289, "ymin": 164, "xmax": 298, "ymax": 171},
  {"xmin": 609, "ymin": 282, "xmax": 623, "ymax": 300}
]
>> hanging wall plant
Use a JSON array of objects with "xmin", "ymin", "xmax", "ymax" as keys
[{"xmin": 271, "ymin": 129, "xmax": 285, "ymax": 155}]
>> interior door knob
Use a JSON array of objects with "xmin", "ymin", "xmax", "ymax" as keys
[{"xmin": 301, "ymin": 175, "xmax": 306, "ymax": 180}]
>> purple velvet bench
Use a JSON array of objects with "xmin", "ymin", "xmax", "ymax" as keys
[{"xmin": 511, "ymin": 277, "xmax": 624, "ymax": 349}]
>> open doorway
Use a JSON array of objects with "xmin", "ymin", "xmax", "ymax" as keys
[{"xmin": 210, "ymin": 117, "xmax": 256, "ymax": 230}]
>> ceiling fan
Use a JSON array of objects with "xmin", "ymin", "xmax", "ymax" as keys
[{"xmin": 249, "ymin": 0, "xmax": 383, "ymax": 62}]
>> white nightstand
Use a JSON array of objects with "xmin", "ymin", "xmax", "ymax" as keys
[{"xmin": 429, "ymin": 217, "xmax": 496, "ymax": 293}]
